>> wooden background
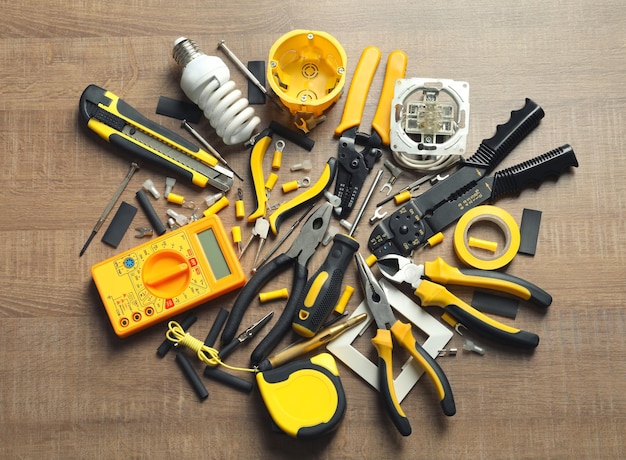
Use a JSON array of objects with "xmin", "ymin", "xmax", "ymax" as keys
[{"xmin": 2, "ymin": 1, "xmax": 624, "ymax": 458}]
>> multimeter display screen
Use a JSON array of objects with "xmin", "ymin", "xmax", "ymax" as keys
[{"xmin": 197, "ymin": 228, "xmax": 231, "ymax": 280}]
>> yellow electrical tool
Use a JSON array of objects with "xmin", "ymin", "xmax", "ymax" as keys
[
  {"xmin": 267, "ymin": 157, "xmax": 337, "ymax": 235},
  {"xmin": 248, "ymin": 128, "xmax": 273, "ymax": 222},
  {"xmin": 256, "ymin": 353, "xmax": 346, "ymax": 439},
  {"xmin": 79, "ymin": 84, "xmax": 234, "ymax": 191},
  {"xmin": 91, "ymin": 214, "xmax": 246, "ymax": 337}
]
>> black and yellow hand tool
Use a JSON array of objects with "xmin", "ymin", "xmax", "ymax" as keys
[
  {"xmin": 267, "ymin": 157, "xmax": 337, "ymax": 235},
  {"xmin": 256, "ymin": 353, "xmax": 346, "ymax": 439},
  {"xmin": 332, "ymin": 46, "xmax": 407, "ymax": 219},
  {"xmin": 377, "ymin": 255, "xmax": 552, "ymax": 348},
  {"xmin": 368, "ymin": 99, "xmax": 578, "ymax": 258},
  {"xmin": 291, "ymin": 168, "xmax": 381, "ymax": 338},
  {"xmin": 79, "ymin": 84, "xmax": 234, "ymax": 191},
  {"xmin": 247, "ymin": 128, "xmax": 273, "ymax": 222},
  {"xmin": 355, "ymin": 253, "xmax": 455, "ymax": 436},
  {"xmin": 221, "ymin": 202, "xmax": 334, "ymax": 366}
]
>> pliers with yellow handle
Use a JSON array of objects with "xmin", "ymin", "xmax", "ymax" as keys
[
  {"xmin": 355, "ymin": 254, "xmax": 455, "ymax": 437},
  {"xmin": 377, "ymin": 255, "xmax": 552, "ymax": 349}
]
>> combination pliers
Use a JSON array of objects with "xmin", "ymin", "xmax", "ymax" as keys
[
  {"xmin": 332, "ymin": 46, "xmax": 407, "ymax": 219},
  {"xmin": 355, "ymin": 254, "xmax": 455, "ymax": 437},
  {"xmin": 377, "ymin": 255, "xmax": 552, "ymax": 349},
  {"xmin": 221, "ymin": 202, "xmax": 334, "ymax": 366}
]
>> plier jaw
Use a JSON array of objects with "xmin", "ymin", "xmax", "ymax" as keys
[
  {"xmin": 354, "ymin": 254, "xmax": 395, "ymax": 330},
  {"xmin": 376, "ymin": 254, "xmax": 425, "ymax": 290}
]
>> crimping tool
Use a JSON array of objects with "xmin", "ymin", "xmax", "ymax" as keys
[
  {"xmin": 368, "ymin": 99, "xmax": 579, "ymax": 257},
  {"xmin": 332, "ymin": 46, "xmax": 407, "ymax": 219}
]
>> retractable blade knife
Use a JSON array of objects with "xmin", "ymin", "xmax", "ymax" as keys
[{"xmin": 79, "ymin": 84, "xmax": 234, "ymax": 191}]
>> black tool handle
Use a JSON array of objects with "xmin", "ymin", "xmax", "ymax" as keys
[
  {"xmin": 221, "ymin": 253, "xmax": 291, "ymax": 345},
  {"xmin": 490, "ymin": 144, "xmax": 578, "ymax": 200},
  {"xmin": 292, "ymin": 234, "xmax": 360, "ymax": 337},
  {"xmin": 445, "ymin": 304, "xmax": 540, "ymax": 349},
  {"xmin": 249, "ymin": 262, "xmax": 308, "ymax": 366},
  {"xmin": 457, "ymin": 267, "xmax": 552, "ymax": 307},
  {"xmin": 464, "ymin": 99, "xmax": 545, "ymax": 173}
]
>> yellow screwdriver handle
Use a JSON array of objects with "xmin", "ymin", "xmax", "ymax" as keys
[
  {"xmin": 371, "ymin": 50, "xmax": 408, "ymax": 145},
  {"xmin": 334, "ymin": 46, "xmax": 382, "ymax": 136}
]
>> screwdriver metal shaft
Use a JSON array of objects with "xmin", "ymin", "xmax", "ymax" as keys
[
  {"xmin": 181, "ymin": 120, "xmax": 244, "ymax": 181},
  {"xmin": 217, "ymin": 40, "xmax": 284, "ymax": 112},
  {"xmin": 79, "ymin": 162, "xmax": 139, "ymax": 257}
]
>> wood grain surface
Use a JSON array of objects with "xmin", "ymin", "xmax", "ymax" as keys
[{"xmin": 1, "ymin": 1, "xmax": 625, "ymax": 458}]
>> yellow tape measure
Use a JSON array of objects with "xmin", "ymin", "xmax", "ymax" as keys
[
  {"xmin": 453, "ymin": 205, "xmax": 520, "ymax": 270},
  {"xmin": 91, "ymin": 214, "xmax": 246, "ymax": 337},
  {"xmin": 256, "ymin": 353, "xmax": 346, "ymax": 439}
]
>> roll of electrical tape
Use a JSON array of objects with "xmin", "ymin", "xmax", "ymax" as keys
[{"xmin": 453, "ymin": 206, "xmax": 520, "ymax": 270}]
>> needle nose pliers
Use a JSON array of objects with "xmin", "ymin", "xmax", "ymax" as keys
[
  {"xmin": 354, "ymin": 254, "xmax": 455, "ymax": 437},
  {"xmin": 377, "ymin": 255, "xmax": 552, "ymax": 349}
]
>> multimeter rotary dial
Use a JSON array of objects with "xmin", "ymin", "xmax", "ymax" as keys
[{"xmin": 141, "ymin": 250, "xmax": 191, "ymax": 298}]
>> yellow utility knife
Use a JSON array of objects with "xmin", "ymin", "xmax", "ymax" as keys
[{"xmin": 79, "ymin": 84, "xmax": 234, "ymax": 191}]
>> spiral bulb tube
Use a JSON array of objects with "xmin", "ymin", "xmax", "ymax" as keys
[{"xmin": 172, "ymin": 37, "xmax": 260, "ymax": 145}]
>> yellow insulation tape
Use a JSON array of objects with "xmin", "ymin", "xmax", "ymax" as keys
[{"xmin": 453, "ymin": 205, "xmax": 520, "ymax": 270}]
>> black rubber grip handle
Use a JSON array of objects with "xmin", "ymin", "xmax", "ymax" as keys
[
  {"xmin": 445, "ymin": 304, "xmax": 540, "ymax": 349},
  {"xmin": 457, "ymin": 267, "xmax": 552, "ymax": 307},
  {"xmin": 221, "ymin": 253, "xmax": 292, "ymax": 345},
  {"xmin": 464, "ymin": 98, "xmax": 545, "ymax": 173},
  {"xmin": 249, "ymin": 262, "xmax": 308, "ymax": 366},
  {"xmin": 292, "ymin": 234, "xmax": 360, "ymax": 338},
  {"xmin": 490, "ymin": 144, "xmax": 578, "ymax": 200}
]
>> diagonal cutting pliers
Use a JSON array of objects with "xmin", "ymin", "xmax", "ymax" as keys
[
  {"xmin": 377, "ymin": 255, "xmax": 552, "ymax": 349},
  {"xmin": 221, "ymin": 201, "xmax": 334, "ymax": 366},
  {"xmin": 355, "ymin": 254, "xmax": 456, "ymax": 437}
]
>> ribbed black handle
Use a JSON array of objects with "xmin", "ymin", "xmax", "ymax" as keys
[
  {"xmin": 464, "ymin": 99, "xmax": 545, "ymax": 172},
  {"xmin": 491, "ymin": 144, "xmax": 578, "ymax": 200}
]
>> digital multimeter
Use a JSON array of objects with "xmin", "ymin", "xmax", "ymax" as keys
[{"xmin": 91, "ymin": 214, "xmax": 246, "ymax": 337}]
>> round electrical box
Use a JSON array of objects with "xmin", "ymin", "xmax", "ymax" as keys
[{"xmin": 267, "ymin": 30, "xmax": 347, "ymax": 132}]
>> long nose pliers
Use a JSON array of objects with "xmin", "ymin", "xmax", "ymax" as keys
[{"xmin": 354, "ymin": 253, "xmax": 456, "ymax": 437}]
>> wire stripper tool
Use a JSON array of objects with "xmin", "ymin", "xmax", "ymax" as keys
[
  {"xmin": 332, "ymin": 46, "xmax": 407, "ymax": 219},
  {"xmin": 354, "ymin": 254, "xmax": 455, "ymax": 436},
  {"xmin": 377, "ymin": 255, "xmax": 552, "ymax": 349},
  {"xmin": 221, "ymin": 202, "xmax": 334, "ymax": 366},
  {"xmin": 368, "ymin": 99, "xmax": 578, "ymax": 257},
  {"xmin": 79, "ymin": 85, "xmax": 234, "ymax": 191}
]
